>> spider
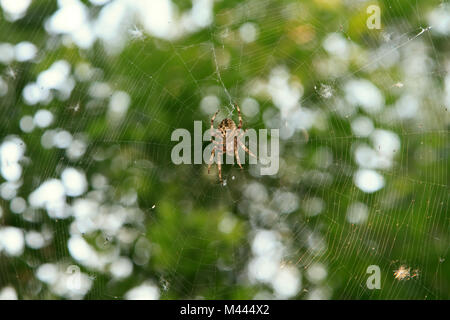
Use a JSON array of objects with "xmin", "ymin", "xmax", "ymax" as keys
[{"xmin": 208, "ymin": 104, "xmax": 256, "ymax": 183}]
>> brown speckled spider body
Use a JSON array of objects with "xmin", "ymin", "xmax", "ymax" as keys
[{"xmin": 208, "ymin": 104, "xmax": 256, "ymax": 183}]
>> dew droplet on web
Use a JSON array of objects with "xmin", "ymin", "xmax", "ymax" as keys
[
  {"xmin": 381, "ymin": 32, "xmax": 392, "ymax": 42},
  {"xmin": 69, "ymin": 103, "xmax": 80, "ymax": 112},
  {"xmin": 129, "ymin": 25, "xmax": 145, "ymax": 40},
  {"xmin": 6, "ymin": 67, "xmax": 17, "ymax": 79},
  {"xmin": 160, "ymin": 277, "xmax": 170, "ymax": 291},
  {"xmin": 316, "ymin": 83, "xmax": 333, "ymax": 99}
]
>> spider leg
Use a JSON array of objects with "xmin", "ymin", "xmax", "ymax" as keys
[
  {"xmin": 238, "ymin": 128, "xmax": 247, "ymax": 139},
  {"xmin": 210, "ymin": 110, "xmax": 219, "ymax": 138},
  {"xmin": 217, "ymin": 152, "xmax": 223, "ymax": 182},
  {"xmin": 239, "ymin": 140, "xmax": 257, "ymax": 159},
  {"xmin": 210, "ymin": 111, "xmax": 221, "ymax": 147},
  {"xmin": 234, "ymin": 103, "xmax": 242, "ymax": 130},
  {"xmin": 234, "ymin": 137, "xmax": 243, "ymax": 169},
  {"xmin": 207, "ymin": 147, "xmax": 216, "ymax": 174}
]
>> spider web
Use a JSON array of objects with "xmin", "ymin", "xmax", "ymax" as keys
[{"xmin": 0, "ymin": 0, "xmax": 448, "ymax": 300}]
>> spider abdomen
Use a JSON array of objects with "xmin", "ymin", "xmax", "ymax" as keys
[
  {"xmin": 208, "ymin": 104, "xmax": 249, "ymax": 182},
  {"xmin": 218, "ymin": 118, "xmax": 237, "ymax": 131}
]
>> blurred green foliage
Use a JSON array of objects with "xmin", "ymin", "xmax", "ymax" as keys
[{"xmin": 0, "ymin": 0, "xmax": 448, "ymax": 299}]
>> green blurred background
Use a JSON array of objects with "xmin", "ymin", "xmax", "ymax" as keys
[{"xmin": 0, "ymin": 0, "xmax": 448, "ymax": 299}]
